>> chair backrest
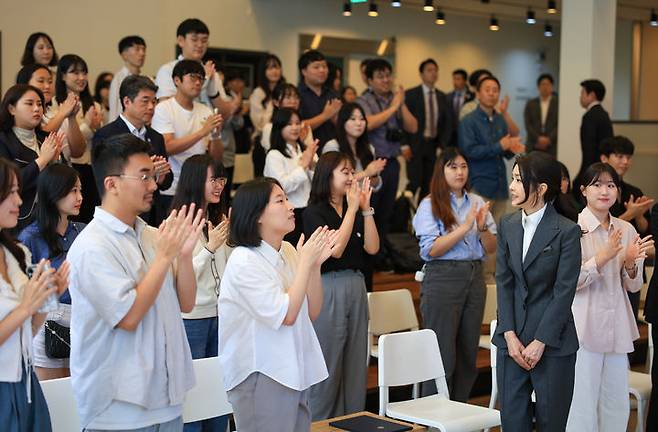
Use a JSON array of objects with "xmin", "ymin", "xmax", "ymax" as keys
[
  {"xmin": 183, "ymin": 357, "xmax": 233, "ymax": 423},
  {"xmin": 368, "ymin": 289, "xmax": 419, "ymax": 336},
  {"xmin": 378, "ymin": 329, "xmax": 447, "ymax": 392},
  {"xmin": 489, "ymin": 320, "xmax": 498, "ymax": 369},
  {"xmin": 40, "ymin": 377, "xmax": 81, "ymax": 432},
  {"xmin": 482, "ymin": 284, "xmax": 497, "ymax": 325}
]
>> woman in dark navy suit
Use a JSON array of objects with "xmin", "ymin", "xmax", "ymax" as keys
[{"xmin": 492, "ymin": 151, "xmax": 582, "ymax": 431}]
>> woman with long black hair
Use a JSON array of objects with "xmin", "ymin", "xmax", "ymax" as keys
[{"xmin": 18, "ymin": 164, "xmax": 84, "ymax": 381}]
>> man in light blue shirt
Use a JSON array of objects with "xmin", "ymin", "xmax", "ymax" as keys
[{"xmin": 68, "ymin": 134, "xmax": 204, "ymax": 431}]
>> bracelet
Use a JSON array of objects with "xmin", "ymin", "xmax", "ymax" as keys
[
  {"xmin": 625, "ymin": 263, "xmax": 637, "ymax": 272},
  {"xmin": 477, "ymin": 225, "xmax": 488, "ymax": 233},
  {"xmin": 361, "ymin": 207, "xmax": 375, "ymax": 217}
]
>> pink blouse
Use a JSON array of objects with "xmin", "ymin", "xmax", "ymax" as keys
[{"xmin": 573, "ymin": 207, "xmax": 643, "ymax": 354}]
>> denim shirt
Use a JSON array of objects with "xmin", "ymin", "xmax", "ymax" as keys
[
  {"xmin": 412, "ymin": 192, "xmax": 497, "ymax": 262},
  {"xmin": 357, "ymin": 90, "xmax": 403, "ymax": 159},
  {"xmin": 18, "ymin": 220, "xmax": 86, "ymax": 304},
  {"xmin": 458, "ymin": 105, "xmax": 511, "ymax": 200}
]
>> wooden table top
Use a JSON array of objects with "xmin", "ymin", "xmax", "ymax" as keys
[{"xmin": 311, "ymin": 411, "xmax": 427, "ymax": 431}]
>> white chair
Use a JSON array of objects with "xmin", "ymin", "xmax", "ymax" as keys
[
  {"xmin": 183, "ymin": 357, "xmax": 233, "ymax": 425},
  {"xmin": 629, "ymin": 322, "xmax": 653, "ymax": 432},
  {"xmin": 478, "ymin": 284, "xmax": 497, "ymax": 349},
  {"xmin": 378, "ymin": 329, "xmax": 501, "ymax": 432},
  {"xmin": 368, "ymin": 289, "xmax": 419, "ymax": 362},
  {"xmin": 40, "ymin": 376, "xmax": 81, "ymax": 432}
]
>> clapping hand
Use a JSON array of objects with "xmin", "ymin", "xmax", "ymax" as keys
[
  {"xmin": 297, "ymin": 226, "xmax": 338, "ymax": 267},
  {"xmin": 300, "ymin": 139, "xmax": 318, "ymax": 170},
  {"xmin": 359, "ymin": 176, "xmax": 373, "ymax": 211},
  {"xmin": 207, "ymin": 216, "xmax": 230, "ymax": 253},
  {"xmin": 19, "ymin": 260, "xmax": 57, "ymax": 316},
  {"xmin": 476, "ymin": 201, "xmax": 491, "ymax": 232},
  {"xmin": 625, "ymin": 234, "xmax": 654, "ymax": 266},
  {"xmin": 624, "ymin": 195, "xmax": 655, "ymax": 219},
  {"xmin": 364, "ymin": 158, "xmax": 386, "ymax": 178},
  {"xmin": 37, "ymin": 131, "xmax": 65, "ymax": 167},
  {"xmin": 150, "ymin": 155, "xmax": 171, "ymax": 184},
  {"xmin": 158, "ymin": 204, "xmax": 205, "ymax": 261}
]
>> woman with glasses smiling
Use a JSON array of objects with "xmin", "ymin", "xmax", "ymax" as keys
[{"xmin": 170, "ymin": 154, "xmax": 230, "ymax": 432}]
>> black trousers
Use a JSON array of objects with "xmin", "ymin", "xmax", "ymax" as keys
[
  {"xmin": 370, "ymin": 158, "xmax": 399, "ymax": 239},
  {"xmin": 406, "ymin": 138, "xmax": 439, "ymax": 200},
  {"xmin": 647, "ymin": 324, "xmax": 658, "ymax": 430},
  {"xmin": 497, "ymin": 350, "xmax": 576, "ymax": 431}
]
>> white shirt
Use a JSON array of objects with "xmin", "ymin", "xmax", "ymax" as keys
[
  {"xmin": 151, "ymin": 97, "xmax": 213, "ymax": 195},
  {"xmin": 540, "ymin": 95, "xmax": 551, "ymax": 130},
  {"xmin": 248, "ymin": 87, "xmax": 274, "ymax": 135},
  {"xmin": 0, "ymin": 245, "xmax": 33, "ymax": 384},
  {"xmin": 182, "ymin": 240, "xmax": 231, "ymax": 320},
  {"xmin": 521, "ymin": 204, "xmax": 547, "ymax": 262},
  {"xmin": 218, "ymin": 241, "xmax": 328, "ymax": 391},
  {"xmin": 68, "ymin": 208, "xmax": 194, "ymax": 428},
  {"xmin": 155, "ymin": 55, "xmax": 226, "ymax": 107},
  {"xmin": 119, "ymin": 114, "xmax": 146, "ymax": 140},
  {"xmin": 263, "ymin": 144, "xmax": 315, "ymax": 209},
  {"xmin": 422, "ymin": 84, "xmax": 438, "ymax": 138},
  {"xmin": 108, "ymin": 66, "xmax": 132, "ymax": 123}
]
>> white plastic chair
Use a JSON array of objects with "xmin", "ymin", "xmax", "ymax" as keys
[
  {"xmin": 629, "ymin": 322, "xmax": 653, "ymax": 432},
  {"xmin": 478, "ymin": 284, "xmax": 497, "ymax": 349},
  {"xmin": 368, "ymin": 289, "xmax": 419, "ymax": 363},
  {"xmin": 378, "ymin": 329, "xmax": 501, "ymax": 432},
  {"xmin": 40, "ymin": 376, "xmax": 81, "ymax": 432},
  {"xmin": 183, "ymin": 357, "xmax": 233, "ymax": 425}
]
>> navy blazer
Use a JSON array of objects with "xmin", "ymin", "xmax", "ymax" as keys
[
  {"xmin": 93, "ymin": 117, "xmax": 173, "ymax": 192},
  {"xmin": 643, "ymin": 204, "xmax": 658, "ymax": 324},
  {"xmin": 404, "ymin": 85, "xmax": 453, "ymax": 150},
  {"xmin": 493, "ymin": 204, "xmax": 582, "ymax": 357},
  {"xmin": 0, "ymin": 128, "xmax": 49, "ymax": 228}
]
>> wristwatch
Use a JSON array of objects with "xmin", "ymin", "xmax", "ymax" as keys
[{"xmin": 361, "ymin": 207, "xmax": 375, "ymax": 217}]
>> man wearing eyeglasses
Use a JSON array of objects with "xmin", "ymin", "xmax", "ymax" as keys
[
  {"xmin": 68, "ymin": 133, "xmax": 205, "ymax": 431},
  {"xmin": 94, "ymin": 75, "xmax": 174, "ymax": 226},
  {"xmin": 152, "ymin": 60, "xmax": 224, "ymax": 213}
]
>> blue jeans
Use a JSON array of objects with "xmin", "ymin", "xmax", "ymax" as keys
[{"xmin": 183, "ymin": 317, "xmax": 228, "ymax": 432}]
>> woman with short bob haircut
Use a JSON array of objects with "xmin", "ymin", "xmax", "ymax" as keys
[
  {"xmin": 493, "ymin": 151, "xmax": 582, "ymax": 431},
  {"xmin": 304, "ymin": 152, "xmax": 379, "ymax": 419},
  {"xmin": 218, "ymin": 177, "xmax": 334, "ymax": 432}
]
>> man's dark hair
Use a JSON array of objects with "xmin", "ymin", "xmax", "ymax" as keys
[
  {"xmin": 92, "ymin": 133, "xmax": 152, "ymax": 197},
  {"xmin": 419, "ymin": 58, "xmax": 438, "ymax": 73},
  {"xmin": 468, "ymin": 69, "xmax": 492, "ymax": 88},
  {"xmin": 537, "ymin": 73, "xmax": 554, "ymax": 87},
  {"xmin": 476, "ymin": 75, "xmax": 500, "ymax": 92},
  {"xmin": 229, "ymin": 177, "xmax": 282, "ymax": 247},
  {"xmin": 452, "ymin": 69, "xmax": 468, "ymax": 80},
  {"xmin": 360, "ymin": 58, "xmax": 373, "ymax": 70},
  {"xmin": 172, "ymin": 59, "xmax": 205, "ymax": 82},
  {"xmin": 118, "ymin": 36, "xmax": 146, "ymax": 54},
  {"xmin": 365, "ymin": 59, "xmax": 392, "ymax": 80},
  {"xmin": 298, "ymin": 50, "xmax": 326, "ymax": 72},
  {"xmin": 599, "ymin": 135, "xmax": 634, "ymax": 157},
  {"xmin": 580, "ymin": 79, "xmax": 606, "ymax": 102},
  {"xmin": 119, "ymin": 75, "xmax": 158, "ymax": 110},
  {"xmin": 177, "ymin": 18, "xmax": 209, "ymax": 37}
]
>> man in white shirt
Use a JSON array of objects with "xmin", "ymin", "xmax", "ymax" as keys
[
  {"xmin": 108, "ymin": 36, "xmax": 146, "ymax": 122},
  {"xmin": 151, "ymin": 60, "xmax": 223, "ymax": 210},
  {"xmin": 68, "ymin": 133, "xmax": 204, "ymax": 431},
  {"xmin": 154, "ymin": 18, "xmax": 238, "ymax": 118}
]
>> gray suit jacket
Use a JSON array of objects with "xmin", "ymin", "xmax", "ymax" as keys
[
  {"xmin": 523, "ymin": 95, "xmax": 558, "ymax": 156},
  {"xmin": 492, "ymin": 204, "xmax": 581, "ymax": 356}
]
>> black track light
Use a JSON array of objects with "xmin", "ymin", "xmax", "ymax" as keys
[
  {"xmin": 544, "ymin": 22, "xmax": 553, "ymax": 37},
  {"xmin": 651, "ymin": 9, "xmax": 658, "ymax": 27},
  {"xmin": 424, "ymin": 0, "xmax": 434, "ymax": 12},
  {"xmin": 368, "ymin": 1, "xmax": 379, "ymax": 17},
  {"xmin": 489, "ymin": 16, "xmax": 499, "ymax": 31},
  {"xmin": 526, "ymin": 9, "xmax": 536, "ymax": 24},
  {"xmin": 391, "ymin": 0, "xmax": 401, "ymax": 7},
  {"xmin": 342, "ymin": 1, "xmax": 352, "ymax": 16},
  {"xmin": 547, "ymin": 0, "xmax": 557, "ymax": 14},
  {"xmin": 435, "ymin": 10, "xmax": 446, "ymax": 25}
]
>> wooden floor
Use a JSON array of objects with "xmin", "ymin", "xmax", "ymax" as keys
[{"xmin": 368, "ymin": 271, "xmax": 649, "ymax": 432}]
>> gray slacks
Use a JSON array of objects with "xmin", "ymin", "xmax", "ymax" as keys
[
  {"xmin": 227, "ymin": 372, "xmax": 311, "ymax": 432},
  {"xmin": 310, "ymin": 270, "xmax": 368, "ymax": 421},
  {"xmin": 420, "ymin": 260, "xmax": 485, "ymax": 402},
  {"xmin": 84, "ymin": 416, "xmax": 183, "ymax": 432}
]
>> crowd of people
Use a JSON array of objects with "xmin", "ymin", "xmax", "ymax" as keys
[{"xmin": 0, "ymin": 16, "xmax": 656, "ymax": 432}]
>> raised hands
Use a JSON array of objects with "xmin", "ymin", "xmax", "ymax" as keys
[
  {"xmin": 322, "ymin": 99, "xmax": 342, "ymax": 119},
  {"xmin": 157, "ymin": 204, "xmax": 205, "ymax": 262},
  {"xmin": 37, "ymin": 131, "xmax": 65, "ymax": 169},
  {"xmin": 297, "ymin": 226, "xmax": 338, "ymax": 267},
  {"xmin": 496, "ymin": 94, "xmax": 510, "ymax": 114},
  {"xmin": 150, "ymin": 155, "xmax": 171, "ymax": 184},
  {"xmin": 500, "ymin": 134, "xmax": 525, "ymax": 154},
  {"xmin": 207, "ymin": 216, "xmax": 230, "ymax": 253},
  {"xmin": 300, "ymin": 122, "xmax": 312, "ymax": 142},
  {"xmin": 346, "ymin": 179, "xmax": 361, "ymax": 213},
  {"xmin": 61, "ymin": 93, "xmax": 80, "ymax": 118},
  {"xmin": 84, "ymin": 105, "xmax": 103, "ymax": 131},
  {"xmin": 392, "ymin": 85, "xmax": 405, "ymax": 110},
  {"xmin": 476, "ymin": 201, "xmax": 492, "ymax": 232},
  {"xmin": 359, "ymin": 176, "xmax": 373, "ymax": 211},
  {"xmin": 202, "ymin": 113, "xmax": 224, "ymax": 136},
  {"xmin": 625, "ymin": 234, "xmax": 654, "ymax": 267},
  {"xmin": 19, "ymin": 259, "xmax": 57, "ymax": 316},
  {"xmin": 300, "ymin": 139, "xmax": 318, "ymax": 170},
  {"xmin": 594, "ymin": 227, "xmax": 624, "ymax": 270}
]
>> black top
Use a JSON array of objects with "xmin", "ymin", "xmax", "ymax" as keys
[
  {"xmin": 298, "ymin": 81, "xmax": 338, "ymax": 147},
  {"xmin": 610, "ymin": 179, "xmax": 650, "ymax": 235},
  {"xmin": 578, "ymin": 104, "xmax": 613, "ymax": 176},
  {"xmin": 0, "ymin": 128, "xmax": 50, "ymax": 231},
  {"xmin": 303, "ymin": 199, "xmax": 365, "ymax": 273},
  {"xmin": 642, "ymin": 203, "xmax": 658, "ymax": 323}
]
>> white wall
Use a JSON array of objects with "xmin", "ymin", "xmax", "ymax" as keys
[
  {"xmin": 1, "ymin": 0, "xmax": 560, "ymax": 137},
  {"xmin": 613, "ymin": 19, "xmax": 632, "ymax": 120}
]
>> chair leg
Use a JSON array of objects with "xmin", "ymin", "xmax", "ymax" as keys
[{"xmin": 636, "ymin": 399, "xmax": 646, "ymax": 432}]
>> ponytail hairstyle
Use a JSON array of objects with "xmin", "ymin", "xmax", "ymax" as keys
[
  {"xmin": 0, "ymin": 159, "xmax": 27, "ymax": 272},
  {"xmin": 513, "ymin": 151, "xmax": 569, "ymax": 217},
  {"xmin": 35, "ymin": 164, "xmax": 80, "ymax": 258},
  {"xmin": 429, "ymin": 147, "xmax": 470, "ymax": 230}
]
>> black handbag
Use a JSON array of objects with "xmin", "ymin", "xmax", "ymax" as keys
[{"xmin": 44, "ymin": 320, "xmax": 71, "ymax": 359}]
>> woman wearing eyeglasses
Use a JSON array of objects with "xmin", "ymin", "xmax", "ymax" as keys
[{"xmin": 170, "ymin": 153, "xmax": 230, "ymax": 432}]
